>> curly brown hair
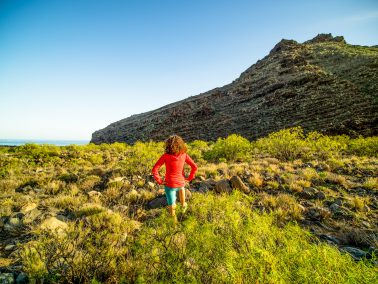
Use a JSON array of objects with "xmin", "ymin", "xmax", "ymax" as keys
[{"xmin": 165, "ymin": 135, "xmax": 188, "ymax": 155}]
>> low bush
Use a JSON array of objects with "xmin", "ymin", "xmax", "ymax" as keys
[{"xmin": 204, "ymin": 134, "xmax": 252, "ymax": 162}]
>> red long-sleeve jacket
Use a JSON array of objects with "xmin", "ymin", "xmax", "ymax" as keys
[{"xmin": 152, "ymin": 153, "xmax": 198, "ymax": 188}]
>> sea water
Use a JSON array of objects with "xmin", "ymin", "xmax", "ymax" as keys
[{"xmin": 0, "ymin": 139, "xmax": 89, "ymax": 146}]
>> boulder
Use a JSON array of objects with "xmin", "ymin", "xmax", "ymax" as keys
[
  {"xmin": 23, "ymin": 208, "xmax": 42, "ymax": 225},
  {"xmin": 147, "ymin": 196, "xmax": 168, "ymax": 209},
  {"xmin": 196, "ymin": 179, "xmax": 216, "ymax": 193},
  {"xmin": 214, "ymin": 179, "xmax": 233, "ymax": 194},
  {"xmin": 230, "ymin": 176, "xmax": 250, "ymax": 194},
  {"xmin": 39, "ymin": 217, "xmax": 68, "ymax": 232},
  {"xmin": 341, "ymin": 246, "xmax": 367, "ymax": 261}
]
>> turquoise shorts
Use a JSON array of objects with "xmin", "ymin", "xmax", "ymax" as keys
[{"xmin": 164, "ymin": 186, "xmax": 184, "ymax": 205}]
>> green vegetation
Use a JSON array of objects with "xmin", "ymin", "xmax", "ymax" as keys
[{"xmin": 0, "ymin": 127, "xmax": 377, "ymax": 283}]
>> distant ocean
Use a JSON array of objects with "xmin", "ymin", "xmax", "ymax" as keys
[{"xmin": 0, "ymin": 139, "xmax": 89, "ymax": 146}]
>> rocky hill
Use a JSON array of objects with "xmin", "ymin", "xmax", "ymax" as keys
[{"xmin": 91, "ymin": 34, "xmax": 378, "ymax": 144}]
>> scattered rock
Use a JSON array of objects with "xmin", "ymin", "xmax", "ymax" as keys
[
  {"xmin": 300, "ymin": 187, "xmax": 318, "ymax": 199},
  {"xmin": 329, "ymin": 204, "xmax": 354, "ymax": 220},
  {"xmin": 147, "ymin": 196, "xmax": 167, "ymax": 209},
  {"xmin": 185, "ymin": 189, "xmax": 192, "ymax": 200},
  {"xmin": 15, "ymin": 185, "xmax": 33, "ymax": 193},
  {"xmin": 329, "ymin": 203, "xmax": 340, "ymax": 213},
  {"xmin": 20, "ymin": 202, "xmax": 38, "ymax": 213},
  {"xmin": 314, "ymin": 191, "xmax": 326, "ymax": 200},
  {"xmin": 88, "ymin": 190, "xmax": 102, "ymax": 198},
  {"xmin": 305, "ymin": 207, "xmax": 331, "ymax": 221},
  {"xmin": 4, "ymin": 217, "xmax": 23, "ymax": 233},
  {"xmin": 56, "ymin": 214, "xmax": 69, "ymax": 222},
  {"xmin": 39, "ymin": 217, "xmax": 68, "ymax": 232},
  {"xmin": 16, "ymin": 272, "xmax": 28, "ymax": 284},
  {"xmin": 0, "ymin": 273, "xmax": 14, "ymax": 284},
  {"xmin": 113, "ymin": 205, "xmax": 129, "ymax": 214},
  {"xmin": 147, "ymin": 181, "xmax": 155, "ymax": 190},
  {"xmin": 341, "ymin": 246, "xmax": 367, "ymax": 261},
  {"xmin": 230, "ymin": 176, "xmax": 250, "ymax": 194},
  {"xmin": 5, "ymin": 244, "xmax": 16, "ymax": 251},
  {"xmin": 319, "ymin": 234, "xmax": 341, "ymax": 245},
  {"xmin": 108, "ymin": 176, "xmax": 125, "ymax": 183},
  {"xmin": 196, "ymin": 179, "xmax": 216, "ymax": 193},
  {"xmin": 214, "ymin": 179, "xmax": 233, "ymax": 194}
]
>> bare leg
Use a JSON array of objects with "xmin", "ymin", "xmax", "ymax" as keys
[
  {"xmin": 168, "ymin": 204, "xmax": 176, "ymax": 216},
  {"xmin": 178, "ymin": 188, "xmax": 186, "ymax": 207}
]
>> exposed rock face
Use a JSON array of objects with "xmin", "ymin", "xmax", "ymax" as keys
[{"xmin": 91, "ymin": 34, "xmax": 378, "ymax": 144}]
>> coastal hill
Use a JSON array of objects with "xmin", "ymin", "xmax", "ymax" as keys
[{"xmin": 91, "ymin": 34, "xmax": 378, "ymax": 144}]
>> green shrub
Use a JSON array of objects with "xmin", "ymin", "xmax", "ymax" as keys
[
  {"xmin": 118, "ymin": 141, "xmax": 164, "ymax": 177},
  {"xmin": 347, "ymin": 136, "xmax": 378, "ymax": 157},
  {"xmin": 204, "ymin": 134, "xmax": 252, "ymax": 162},
  {"xmin": 21, "ymin": 211, "xmax": 139, "ymax": 283},
  {"xmin": 254, "ymin": 127, "xmax": 310, "ymax": 161},
  {"xmin": 187, "ymin": 140, "xmax": 211, "ymax": 163},
  {"xmin": 134, "ymin": 192, "xmax": 377, "ymax": 283}
]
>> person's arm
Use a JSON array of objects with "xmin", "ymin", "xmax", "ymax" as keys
[
  {"xmin": 152, "ymin": 154, "xmax": 165, "ymax": 185},
  {"xmin": 185, "ymin": 153, "xmax": 198, "ymax": 182}
]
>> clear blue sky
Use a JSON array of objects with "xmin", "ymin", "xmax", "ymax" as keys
[{"xmin": 1, "ymin": 0, "xmax": 377, "ymax": 140}]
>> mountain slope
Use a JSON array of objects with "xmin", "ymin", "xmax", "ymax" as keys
[{"xmin": 91, "ymin": 34, "xmax": 378, "ymax": 144}]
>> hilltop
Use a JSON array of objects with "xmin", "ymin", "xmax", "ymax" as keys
[{"xmin": 91, "ymin": 33, "xmax": 378, "ymax": 144}]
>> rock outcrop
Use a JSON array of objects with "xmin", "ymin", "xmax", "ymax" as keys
[{"xmin": 91, "ymin": 34, "xmax": 378, "ymax": 144}]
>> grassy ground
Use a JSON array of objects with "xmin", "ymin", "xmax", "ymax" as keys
[{"xmin": 0, "ymin": 128, "xmax": 377, "ymax": 283}]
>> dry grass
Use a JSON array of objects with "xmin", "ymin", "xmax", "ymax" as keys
[{"xmin": 248, "ymin": 172, "xmax": 264, "ymax": 188}]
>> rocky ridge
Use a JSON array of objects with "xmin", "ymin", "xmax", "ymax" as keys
[{"xmin": 91, "ymin": 33, "xmax": 378, "ymax": 144}]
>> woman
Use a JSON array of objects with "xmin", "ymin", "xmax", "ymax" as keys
[{"xmin": 152, "ymin": 135, "xmax": 198, "ymax": 219}]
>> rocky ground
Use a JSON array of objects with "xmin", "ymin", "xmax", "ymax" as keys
[{"xmin": 1, "ymin": 154, "xmax": 377, "ymax": 282}]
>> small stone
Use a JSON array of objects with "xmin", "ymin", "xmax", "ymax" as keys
[
  {"xmin": 214, "ymin": 179, "xmax": 233, "ymax": 194},
  {"xmin": 305, "ymin": 206, "xmax": 331, "ymax": 221},
  {"xmin": 0, "ymin": 273, "xmax": 14, "ymax": 284},
  {"xmin": 314, "ymin": 191, "xmax": 326, "ymax": 200},
  {"xmin": 5, "ymin": 244, "xmax": 16, "ymax": 251},
  {"xmin": 56, "ymin": 214, "xmax": 68, "ymax": 222},
  {"xmin": 87, "ymin": 190, "xmax": 102, "ymax": 198},
  {"xmin": 33, "ymin": 188, "xmax": 43, "ymax": 193},
  {"xmin": 329, "ymin": 203, "xmax": 340, "ymax": 213},
  {"xmin": 8, "ymin": 217, "xmax": 22, "ymax": 226},
  {"xmin": 23, "ymin": 208, "xmax": 42, "ymax": 225},
  {"xmin": 230, "ymin": 176, "xmax": 250, "ymax": 194},
  {"xmin": 16, "ymin": 272, "xmax": 28, "ymax": 284},
  {"xmin": 109, "ymin": 176, "xmax": 125, "ymax": 183},
  {"xmin": 147, "ymin": 181, "xmax": 155, "ymax": 189},
  {"xmin": 20, "ymin": 202, "xmax": 38, "ymax": 213}
]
